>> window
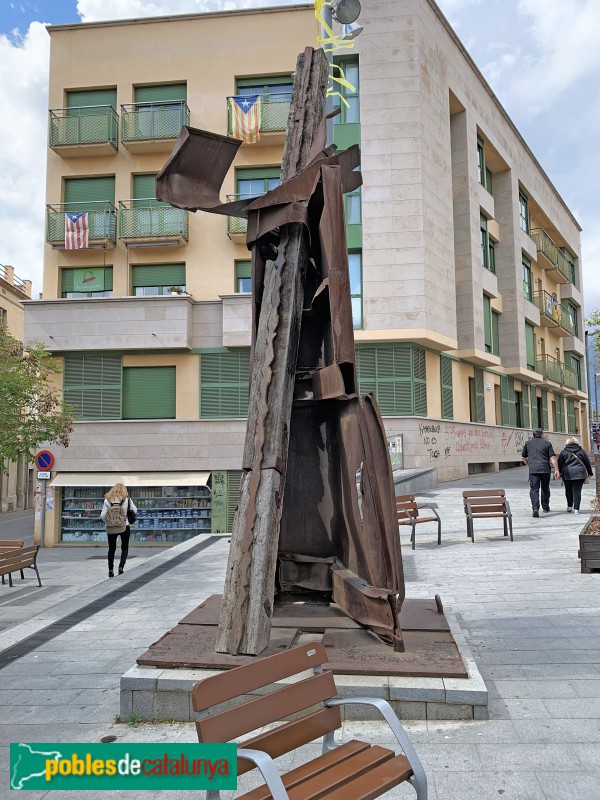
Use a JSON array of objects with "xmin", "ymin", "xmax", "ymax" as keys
[
  {"xmin": 61, "ymin": 267, "xmax": 113, "ymax": 299},
  {"xmin": 560, "ymin": 248, "xmax": 576, "ymax": 285},
  {"xmin": 562, "ymin": 301, "xmax": 578, "ymax": 336},
  {"xmin": 567, "ymin": 398, "xmax": 577, "ymax": 434},
  {"xmin": 236, "ymin": 76, "xmax": 293, "ymax": 103},
  {"xmin": 500, "ymin": 375, "xmax": 516, "ymax": 426},
  {"xmin": 483, "ymin": 296, "xmax": 499, "ymax": 355},
  {"xmin": 63, "ymin": 353, "xmax": 122, "ymax": 420},
  {"xmin": 63, "ymin": 88, "xmax": 118, "ymax": 146},
  {"xmin": 476, "ymin": 136, "xmax": 493, "ymax": 192},
  {"xmin": 519, "ymin": 191, "xmax": 529, "ymax": 234},
  {"xmin": 236, "ymin": 167, "xmax": 280, "ymax": 202},
  {"xmin": 235, "ymin": 261, "xmax": 252, "ymax": 293},
  {"xmin": 131, "ymin": 84, "xmax": 188, "ymax": 139},
  {"xmin": 356, "ymin": 344, "xmax": 427, "ymax": 416},
  {"xmin": 489, "ymin": 239, "xmax": 496, "ymax": 274},
  {"xmin": 345, "ymin": 188, "xmax": 361, "ymax": 225},
  {"xmin": 480, "ymin": 215, "xmax": 494, "ymax": 273},
  {"xmin": 525, "ymin": 322, "xmax": 536, "ymax": 371},
  {"xmin": 522, "ymin": 256, "xmax": 532, "ymax": 301},
  {"xmin": 469, "ymin": 368, "xmax": 485, "ymax": 423},
  {"xmin": 200, "ymin": 350, "xmax": 250, "ymax": 419},
  {"xmin": 555, "ymin": 394, "xmax": 566, "ymax": 433},
  {"xmin": 332, "ymin": 58, "xmax": 359, "ymax": 124},
  {"xmin": 132, "ymin": 263, "xmax": 185, "ymax": 296},
  {"xmin": 62, "ymin": 176, "xmax": 116, "ymax": 242},
  {"xmin": 0, "ymin": 306, "xmax": 6, "ymax": 327},
  {"xmin": 348, "ymin": 251, "xmax": 362, "ymax": 330},
  {"xmin": 440, "ymin": 356, "xmax": 453, "ymax": 420},
  {"xmin": 565, "ymin": 352, "xmax": 582, "ymax": 390},
  {"xmin": 122, "ymin": 366, "xmax": 176, "ymax": 419}
]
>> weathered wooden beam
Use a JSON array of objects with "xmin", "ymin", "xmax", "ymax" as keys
[{"xmin": 216, "ymin": 48, "xmax": 330, "ymax": 655}]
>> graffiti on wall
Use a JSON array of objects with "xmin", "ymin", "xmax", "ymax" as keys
[{"xmin": 418, "ymin": 422, "xmax": 530, "ymax": 461}]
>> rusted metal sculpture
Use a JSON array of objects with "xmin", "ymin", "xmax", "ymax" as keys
[{"xmin": 157, "ymin": 47, "xmax": 405, "ymax": 656}]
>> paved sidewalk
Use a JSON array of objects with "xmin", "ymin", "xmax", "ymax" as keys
[{"xmin": 1, "ymin": 467, "xmax": 599, "ymax": 799}]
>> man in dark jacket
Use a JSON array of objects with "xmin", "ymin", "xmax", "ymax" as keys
[
  {"xmin": 522, "ymin": 428, "xmax": 560, "ymax": 517},
  {"xmin": 557, "ymin": 437, "xmax": 593, "ymax": 514}
]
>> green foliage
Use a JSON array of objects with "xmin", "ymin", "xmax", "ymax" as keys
[{"xmin": 0, "ymin": 329, "xmax": 73, "ymax": 469}]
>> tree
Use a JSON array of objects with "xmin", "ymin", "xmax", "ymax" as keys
[{"xmin": 0, "ymin": 329, "xmax": 73, "ymax": 469}]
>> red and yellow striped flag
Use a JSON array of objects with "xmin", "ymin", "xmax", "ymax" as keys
[{"xmin": 229, "ymin": 95, "xmax": 261, "ymax": 143}]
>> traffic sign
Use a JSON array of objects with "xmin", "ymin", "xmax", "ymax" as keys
[
  {"xmin": 37, "ymin": 471, "xmax": 51, "ymax": 480},
  {"xmin": 35, "ymin": 450, "xmax": 54, "ymax": 471}
]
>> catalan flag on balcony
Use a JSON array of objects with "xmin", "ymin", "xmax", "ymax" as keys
[
  {"xmin": 229, "ymin": 95, "xmax": 261, "ymax": 143},
  {"xmin": 65, "ymin": 211, "xmax": 89, "ymax": 249}
]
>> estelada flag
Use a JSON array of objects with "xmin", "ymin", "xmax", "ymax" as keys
[
  {"xmin": 229, "ymin": 95, "xmax": 261, "ymax": 144},
  {"xmin": 65, "ymin": 211, "xmax": 89, "ymax": 249}
]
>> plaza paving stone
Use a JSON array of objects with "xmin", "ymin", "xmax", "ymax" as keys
[{"xmin": 0, "ymin": 465, "xmax": 599, "ymax": 797}]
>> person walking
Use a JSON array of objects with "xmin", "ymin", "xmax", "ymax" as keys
[
  {"xmin": 100, "ymin": 483, "xmax": 137, "ymax": 578},
  {"xmin": 593, "ymin": 429, "xmax": 600, "ymax": 453},
  {"xmin": 557, "ymin": 437, "xmax": 593, "ymax": 515},
  {"xmin": 521, "ymin": 428, "xmax": 560, "ymax": 518}
]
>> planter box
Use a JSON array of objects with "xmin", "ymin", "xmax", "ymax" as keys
[{"xmin": 578, "ymin": 532, "xmax": 600, "ymax": 573}]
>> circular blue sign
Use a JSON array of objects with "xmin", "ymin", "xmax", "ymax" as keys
[{"xmin": 35, "ymin": 451, "xmax": 54, "ymax": 470}]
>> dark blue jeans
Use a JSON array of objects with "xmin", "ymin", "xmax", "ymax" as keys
[
  {"xmin": 529, "ymin": 473, "xmax": 551, "ymax": 511},
  {"xmin": 564, "ymin": 479, "xmax": 585, "ymax": 511}
]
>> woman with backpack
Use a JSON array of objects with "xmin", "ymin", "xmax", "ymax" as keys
[
  {"xmin": 101, "ymin": 483, "xmax": 137, "ymax": 578},
  {"xmin": 557, "ymin": 437, "xmax": 593, "ymax": 515}
]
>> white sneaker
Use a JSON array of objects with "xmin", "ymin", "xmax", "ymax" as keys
[
  {"xmin": 567, "ymin": 507, "xmax": 573, "ymax": 513},
  {"xmin": 574, "ymin": 510, "xmax": 580, "ymax": 515}
]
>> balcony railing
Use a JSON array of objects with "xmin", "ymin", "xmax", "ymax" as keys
[
  {"xmin": 530, "ymin": 228, "xmax": 572, "ymax": 284},
  {"xmin": 533, "ymin": 291, "xmax": 575, "ymax": 335},
  {"xmin": 49, "ymin": 106, "xmax": 118, "ymax": 149},
  {"xmin": 0, "ymin": 264, "xmax": 29, "ymax": 295},
  {"xmin": 119, "ymin": 200, "xmax": 189, "ymax": 243},
  {"xmin": 226, "ymin": 193, "xmax": 254, "ymax": 236},
  {"xmin": 226, "ymin": 92, "xmax": 292, "ymax": 138},
  {"xmin": 120, "ymin": 101, "xmax": 189, "ymax": 143},
  {"xmin": 46, "ymin": 202, "xmax": 117, "ymax": 246},
  {"xmin": 535, "ymin": 354, "xmax": 577, "ymax": 389}
]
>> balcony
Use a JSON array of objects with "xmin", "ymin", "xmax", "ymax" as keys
[
  {"xmin": 120, "ymin": 101, "xmax": 189, "ymax": 153},
  {"xmin": 533, "ymin": 291, "xmax": 574, "ymax": 336},
  {"xmin": 227, "ymin": 92, "xmax": 291, "ymax": 144},
  {"xmin": 24, "ymin": 295, "xmax": 193, "ymax": 353},
  {"xmin": 226, "ymin": 194, "xmax": 251, "ymax": 241},
  {"xmin": 535, "ymin": 354, "xmax": 578, "ymax": 390},
  {"xmin": 530, "ymin": 228, "xmax": 572, "ymax": 285},
  {"xmin": 119, "ymin": 201, "xmax": 189, "ymax": 246},
  {"xmin": 49, "ymin": 106, "xmax": 118, "ymax": 156},
  {"xmin": 46, "ymin": 202, "xmax": 117, "ymax": 249}
]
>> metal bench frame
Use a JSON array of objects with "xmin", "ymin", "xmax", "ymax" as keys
[
  {"xmin": 462, "ymin": 489, "xmax": 513, "ymax": 543},
  {"xmin": 396, "ymin": 494, "xmax": 442, "ymax": 550},
  {"xmin": 0, "ymin": 545, "xmax": 42, "ymax": 587}
]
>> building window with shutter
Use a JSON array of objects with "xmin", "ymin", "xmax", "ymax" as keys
[
  {"xmin": 199, "ymin": 349, "xmax": 250, "ymax": 419},
  {"xmin": 525, "ymin": 322, "xmax": 536, "ymax": 371},
  {"xmin": 483, "ymin": 296, "xmax": 499, "ymax": 355},
  {"xmin": 63, "ymin": 353, "xmax": 122, "ymax": 420},
  {"xmin": 132, "ymin": 263, "xmax": 185, "ymax": 296},
  {"xmin": 61, "ymin": 267, "xmax": 113, "ymax": 298},
  {"xmin": 500, "ymin": 374, "xmax": 516, "ymax": 426},
  {"xmin": 522, "ymin": 256, "xmax": 532, "ymax": 301},
  {"xmin": 440, "ymin": 356, "xmax": 453, "ymax": 420},
  {"xmin": 356, "ymin": 344, "xmax": 427, "ymax": 417},
  {"xmin": 519, "ymin": 191, "xmax": 529, "ymax": 234},
  {"xmin": 348, "ymin": 251, "xmax": 363, "ymax": 330},
  {"xmin": 122, "ymin": 366, "xmax": 176, "ymax": 419},
  {"xmin": 235, "ymin": 261, "xmax": 252, "ymax": 293},
  {"xmin": 567, "ymin": 398, "xmax": 577, "ymax": 434},
  {"xmin": 469, "ymin": 367, "xmax": 485, "ymax": 424}
]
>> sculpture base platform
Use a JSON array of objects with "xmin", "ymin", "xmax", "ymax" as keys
[{"xmin": 136, "ymin": 594, "xmax": 467, "ymax": 678}]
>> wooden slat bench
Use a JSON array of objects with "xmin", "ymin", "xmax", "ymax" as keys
[
  {"xmin": 396, "ymin": 494, "xmax": 441, "ymax": 550},
  {"xmin": 462, "ymin": 489, "xmax": 513, "ymax": 543},
  {"xmin": 0, "ymin": 545, "xmax": 42, "ymax": 587},
  {"xmin": 192, "ymin": 642, "xmax": 427, "ymax": 800}
]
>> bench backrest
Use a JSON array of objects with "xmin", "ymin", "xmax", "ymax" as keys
[
  {"xmin": 463, "ymin": 489, "xmax": 507, "ymax": 515},
  {"xmin": 0, "ymin": 545, "xmax": 38, "ymax": 574},
  {"xmin": 192, "ymin": 642, "xmax": 340, "ymax": 775},
  {"xmin": 0, "ymin": 540, "xmax": 24, "ymax": 548},
  {"xmin": 396, "ymin": 494, "xmax": 419, "ymax": 520}
]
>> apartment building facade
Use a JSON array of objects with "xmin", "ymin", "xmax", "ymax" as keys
[
  {"xmin": 1, "ymin": 264, "xmax": 34, "ymax": 512},
  {"xmin": 24, "ymin": 0, "xmax": 588, "ymax": 546}
]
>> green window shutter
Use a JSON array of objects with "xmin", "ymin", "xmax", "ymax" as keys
[
  {"xmin": 541, "ymin": 389, "xmax": 549, "ymax": 430},
  {"xmin": 134, "ymin": 84, "xmax": 187, "ymax": 103},
  {"xmin": 131, "ymin": 263, "xmax": 185, "ymax": 288},
  {"xmin": 235, "ymin": 261, "xmax": 252, "ymax": 280},
  {"xmin": 132, "ymin": 174, "xmax": 160, "ymax": 205},
  {"xmin": 413, "ymin": 347, "xmax": 427, "ymax": 416},
  {"xmin": 500, "ymin": 375, "xmax": 516, "ymax": 427},
  {"xmin": 122, "ymin": 366, "xmax": 175, "ymax": 419},
  {"xmin": 475, "ymin": 368, "xmax": 485, "ymax": 423},
  {"xmin": 483, "ymin": 296, "xmax": 492, "ymax": 352},
  {"xmin": 355, "ymin": 347, "xmax": 377, "ymax": 397},
  {"xmin": 63, "ymin": 353, "xmax": 122, "ymax": 420},
  {"xmin": 555, "ymin": 395, "xmax": 566, "ymax": 433},
  {"xmin": 61, "ymin": 267, "xmax": 112, "ymax": 294},
  {"xmin": 567, "ymin": 398, "xmax": 576, "ymax": 434},
  {"xmin": 491, "ymin": 311, "xmax": 499, "ymax": 356},
  {"xmin": 525, "ymin": 323, "xmax": 536, "ymax": 370},
  {"xmin": 237, "ymin": 75, "xmax": 293, "ymax": 90},
  {"xmin": 226, "ymin": 470, "xmax": 244, "ymax": 532},
  {"xmin": 236, "ymin": 166, "xmax": 281, "ymax": 182},
  {"xmin": 356, "ymin": 344, "xmax": 426, "ymax": 416},
  {"xmin": 440, "ymin": 356, "xmax": 453, "ymax": 420},
  {"xmin": 200, "ymin": 350, "xmax": 250, "ymax": 419},
  {"xmin": 64, "ymin": 176, "xmax": 115, "ymax": 209},
  {"xmin": 522, "ymin": 384, "xmax": 530, "ymax": 429},
  {"xmin": 531, "ymin": 390, "xmax": 539, "ymax": 429},
  {"xmin": 67, "ymin": 89, "xmax": 117, "ymax": 110}
]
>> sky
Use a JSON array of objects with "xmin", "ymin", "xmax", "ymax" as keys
[{"xmin": 1, "ymin": 0, "xmax": 600, "ymax": 318}]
